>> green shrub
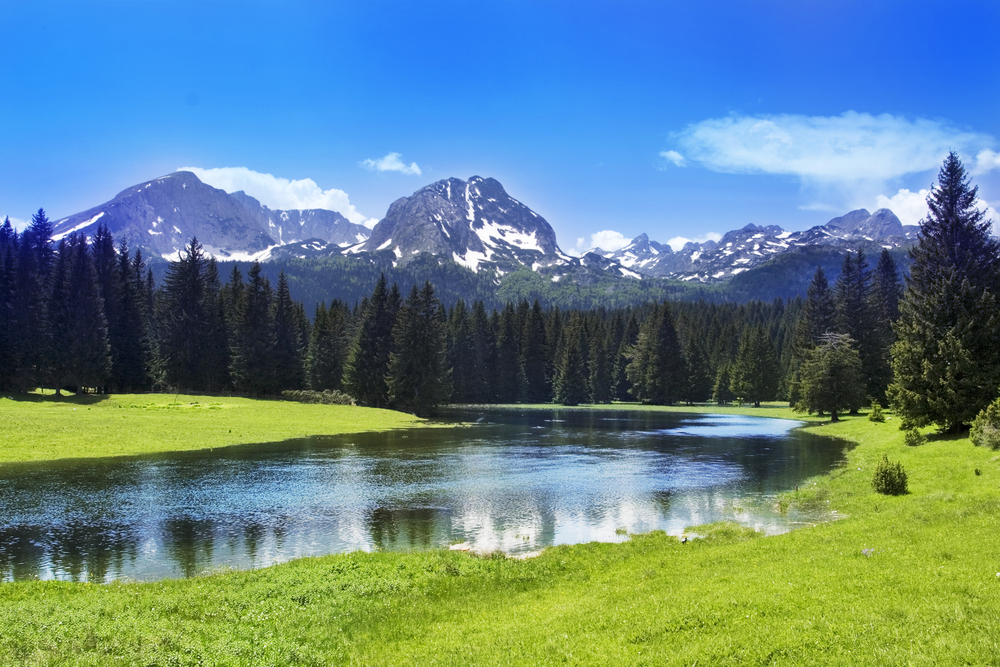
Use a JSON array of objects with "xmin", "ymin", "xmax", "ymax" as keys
[
  {"xmin": 903, "ymin": 428, "xmax": 926, "ymax": 447},
  {"xmin": 970, "ymin": 397, "xmax": 1000, "ymax": 450},
  {"xmin": 872, "ymin": 454, "xmax": 908, "ymax": 495},
  {"xmin": 281, "ymin": 389, "xmax": 356, "ymax": 406},
  {"xmin": 868, "ymin": 401, "xmax": 885, "ymax": 422}
]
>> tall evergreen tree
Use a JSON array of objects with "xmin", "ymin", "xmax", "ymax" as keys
[
  {"xmin": 889, "ymin": 152, "xmax": 1000, "ymax": 430},
  {"xmin": 46, "ymin": 239, "xmax": 74, "ymax": 393},
  {"xmin": 729, "ymin": 324, "xmax": 780, "ymax": 407},
  {"xmin": 230, "ymin": 262, "xmax": 274, "ymax": 396},
  {"xmin": 387, "ymin": 282, "xmax": 452, "ymax": 416},
  {"xmin": 613, "ymin": 313, "xmax": 639, "ymax": 401},
  {"xmin": 470, "ymin": 300, "xmax": 496, "ymax": 403},
  {"xmin": 158, "ymin": 238, "xmax": 210, "ymax": 391},
  {"xmin": 787, "ymin": 266, "xmax": 836, "ymax": 405},
  {"xmin": 64, "ymin": 233, "xmax": 111, "ymax": 391},
  {"xmin": 868, "ymin": 250, "xmax": 902, "ymax": 405},
  {"xmin": 494, "ymin": 303, "xmax": 522, "ymax": 402},
  {"xmin": 834, "ymin": 248, "xmax": 877, "ymax": 408},
  {"xmin": 683, "ymin": 337, "xmax": 713, "ymax": 404},
  {"xmin": 554, "ymin": 313, "xmax": 588, "ymax": 406},
  {"xmin": 271, "ymin": 271, "xmax": 304, "ymax": 392},
  {"xmin": 588, "ymin": 319, "xmax": 612, "ymax": 403},
  {"xmin": 344, "ymin": 274, "xmax": 401, "ymax": 408},
  {"xmin": 626, "ymin": 303, "xmax": 686, "ymax": 405},
  {"xmin": 308, "ymin": 301, "xmax": 348, "ymax": 392},
  {"xmin": 795, "ymin": 333, "xmax": 866, "ymax": 421},
  {"xmin": 0, "ymin": 221, "xmax": 15, "ymax": 390},
  {"xmin": 110, "ymin": 241, "xmax": 149, "ymax": 392},
  {"xmin": 202, "ymin": 258, "xmax": 231, "ymax": 392},
  {"xmin": 520, "ymin": 300, "xmax": 550, "ymax": 403}
]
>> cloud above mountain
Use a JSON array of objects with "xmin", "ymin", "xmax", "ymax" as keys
[
  {"xmin": 361, "ymin": 152, "xmax": 422, "ymax": 176},
  {"xmin": 665, "ymin": 112, "xmax": 996, "ymax": 212},
  {"xmin": 177, "ymin": 167, "xmax": 379, "ymax": 228},
  {"xmin": 573, "ymin": 230, "xmax": 632, "ymax": 255},
  {"xmin": 667, "ymin": 232, "xmax": 722, "ymax": 252}
]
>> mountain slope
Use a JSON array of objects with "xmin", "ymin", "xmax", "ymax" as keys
[{"xmin": 52, "ymin": 171, "xmax": 370, "ymax": 260}]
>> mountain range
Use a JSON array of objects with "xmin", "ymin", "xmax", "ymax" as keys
[{"xmin": 51, "ymin": 171, "xmax": 916, "ymax": 292}]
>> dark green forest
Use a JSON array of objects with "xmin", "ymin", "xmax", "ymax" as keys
[{"xmin": 1, "ymin": 153, "xmax": 996, "ymax": 431}]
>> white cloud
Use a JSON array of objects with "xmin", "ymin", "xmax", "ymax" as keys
[
  {"xmin": 875, "ymin": 188, "xmax": 930, "ymax": 226},
  {"xmin": 659, "ymin": 150, "xmax": 686, "ymax": 168},
  {"xmin": 673, "ymin": 112, "xmax": 992, "ymax": 185},
  {"xmin": 875, "ymin": 188, "xmax": 1000, "ymax": 231},
  {"xmin": 572, "ymin": 229, "xmax": 632, "ymax": 255},
  {"xmin": 974, "ymin": 149, "xmax": 1000, "ymax": 175},
  {"xmin": 361, "ymin": 152, "xmax": 422, "ymax": 176},
  {"xmin": 666, "ymin": 232, "xmax": 722, "ymax": 252},
  {"xmin": 177, "ymin": 166, "xmax": 378, "ymax": 227},
  {"xmin": 4, "ymin": 216, "xmax": 29, "ymax": 232}
]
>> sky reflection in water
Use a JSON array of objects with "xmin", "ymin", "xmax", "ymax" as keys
[{"xmin": 0, "ymin": 409, "xmax": 846, "ymax": 582}]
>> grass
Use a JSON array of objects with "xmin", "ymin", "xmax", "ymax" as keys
[
  {"xmin": 2, "ymin": 401, "xmax": 1000, "ymax": 664},
  {"xmin": 0, "ymin": 392, "xmax": 433, "ymax": 463}
]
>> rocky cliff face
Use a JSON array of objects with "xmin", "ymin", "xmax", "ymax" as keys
[
  {"xmin": 354, "ymin": 176, "xmax": 569, "ymax": 272},
  {"xmin": 52, "ymin": 171, "xmax": 370, "ymax": 260}
]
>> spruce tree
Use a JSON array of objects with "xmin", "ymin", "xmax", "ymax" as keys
[
  {"xmin": 889, "ymin": 152, "xmax": 1000, "ymax": 431},
  {"xmin": 64, "ymin": 233, "xmax": 111, "ymax": 391},
  {"xmin": 230, "ymin": 262, "xmax": 275, "ymax": 396},
  {"xmin": 787, "ymin": 266, "xmax": 836, "ymax": 405},
  {"xmin": 270, "ymin": 271, "xmax": 304, "ymax": 392},
  {"xmin": 683, "ymin": 337, "xmax": 713, "ymax": 404},
  {"xmin": 0, "ymin": 222, "xmax": 15, "ymax": 390},
  {"xmin": 494, "ymin": 303, "xmax": 521, "ymax": 402},
  {"xmin": 554, "ymin": 313, "xmax": 588, "ymax": 406},
  {"xmin": 387, "ymin": 282, "xmax": 452, "ymax": 416},
  {"xmin": 834, "ymin": 248, "xmax": 878, "ymax": 408},
  {"xmin": 869, "ymin": 250, "xmax": 902, "ymax": 405},
  {"xmin": 202, "ymin": 258, "xmax": 231, "ymax": 392},
  {"xmin": 111, "ymin": 241, "xmax": 149, "ymax": 392},
  {"xmin": 308, "ymin": 301, "xmax": 348, "ymax": 392},
  {"xmin": 470, "ymin": 300, "xmax": 496, "ymax": 403},
  {"xmin": 626, "ymin": 303, "xmax": 686, "ymax": 405},
  {"xmin": 588, "ymin": 319, "xmax": 612, "ymax": 403},
  {"xmin": 795, "ymin": 333, "xmax": 866, "ymax": 422},
  {"xmin": 520, "ymin": 300, "xmax": 549, "ymax": 403},
  {"xmin": 344, "ymin": 274, "xmax": 400, "ymax": 408},
  {"xmin": 46, "ymin": 239, "xmax": 74, "ymax": 393},
  {"xmin": 158, "ymin": 238, "xmax": 210, "ymax": 392},
  {"xmin": 613, "ymin": 313, "xmax": 639, "ymax": 401},
  {"xmin": 729, "ymin": 324, "xmax": 779, "ymax": 407}
]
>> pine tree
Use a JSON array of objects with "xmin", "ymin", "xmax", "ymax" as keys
[
  {"xmin": 344, "ymin": 274, "xmax": 400, "ymax": 408},
  {"xmin": 729, "ymin": 324, "xmax": 779, "ymax": 407},
  {"xmin": 110, "ymin": 241, "xmax": 149, "ymax": 392},
  {"xmin": 712, "ymin": 363, "xmax": 735, "ymax": 404},
  {"xmin": 308, "ymin": 301, "xmax": 348, "ymax": 392},
  {"xmin": 520, "ymin": 300, "xmax": 549, "ymax": 403},
  {"xmin": 683, "ymin": 337, "xmax": 713, "ymax": 404},
  {"xmin": 795, "ymin": 333, "xmax": 866, "ymax": 422},
  {"xmin": 588, "ymin": 319, "xmax": 612, "ymax": 403},
  {"xmin": 470, "ymin": 300, "xmax": 496, "ymax": 403},
  {"xmin": 787, "ymin": 266, "xmax": 836, "ymax": 405},
  {"xmin": 869, "ymin": 250, "xmax": 902, "ymax": 405},
  {"xmin": 64, "ymin": 233, "xmax": 111, "ymax": 391},
  {"xmin": 230, "ymin": 262, "xmax": 275, "ymax": 396},
  {"xmin": 271, "ymin": 271, "xmax": 304, "ymax": 392},
  {"xmin": 0, "ymin": 221, "xmax": 15, "ymax": 390},
  {"xmin": 889, "ymin": 152, "xmax": 1000, "ymax": 431},
  {"xmin": 494, "ymin": 303, "xmax": 521, "ymax": 402},
  {"xmin": 387, "ymin": 282, "xmax": 452, "ymax": 416},
  {"xmin": 613, "ymin": 313, "xmax": 639, "ymax": 401},
  {"xmin": 158, "ymin": 238, "xmax": 210, "ymax": 392},
  {"xmin": 46, "ymin": 239, "xmax": 74, "ymax": 393},
  {"xmin": 554, "ymin": 313, "xmax": 588, "ymax": 406},
  {"xmin": 626, "ymin": 303, "xmax": 686, "ymax": 405},
  {"xmin": 834, "ymin": 248, "xmax": 877, "ymax": 408},
  {"xmin": 202, "ymin": 258, "xmax": 231, "ymax": 392}
]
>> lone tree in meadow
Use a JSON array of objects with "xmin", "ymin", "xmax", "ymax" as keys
[
  {"xmin": 888, "ymin": 152, "xmax": 1000, "ymax": 431},
  {"xmin": 795, "ymin": 333, "xmax": 866, "ymax": 422}
]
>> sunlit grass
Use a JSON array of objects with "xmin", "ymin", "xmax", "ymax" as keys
[
  {"xmin": 0, "ymin": 392, "xmax": 432, "ymax": 463},
  {"xmin": 1, "ymin": 402, "xmax": 999, "ymax": 664}
]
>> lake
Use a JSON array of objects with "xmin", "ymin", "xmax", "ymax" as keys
[{"xmin": 0, "ymin": 408, "xmax": 846, "ymax": 582}]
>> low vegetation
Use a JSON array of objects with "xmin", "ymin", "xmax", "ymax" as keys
[
  {"xmin": 0, "ymin": 392, "xmax": 430, "ymax": 463},
  {"xmin": 1, "ymin": 405, "xmax": 999, "ymax": 665}
]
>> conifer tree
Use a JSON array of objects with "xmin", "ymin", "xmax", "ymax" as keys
[
  {"xmin": 270, "ymin": 271, "xmax": 304, "ymax": 392},
  {"xmin": 470, "ymin": 300, "xmax": 496, "ymax": 403},
  {"xmin": 712, "ymin": 363, "xmax": 735, "ymax": 404},
  {"xmin": 64, "ymin": 233, "xmax": 111, "ymax": 391},
  {"xmin": 494, "ymin": 303, "xmax": 521, "ymax": 402},
  {"xmin": 613, "ymin": 313, "xmax": 639, "ymax": 401},
  {"xmin": 795, "ymin": 333, "xmax": 866, "ymax": 421},
  {"xmin": 230, "ymin": 262, "xmax": 275, "ymax": 395},
  {"xmin": 520, "ymin": 300, "xmax": 549, "ymax": 403},
  {"xmin": 447, "ymin": 299, "xmax": 475, "ymax": 403},
  {"xmin": 834, "ymin": 248, "xmax": 878, "ymax": 408},
  {"xmin": 554, "ymin": 313, "xmax": 588, "ymax": 406},
  {"xmin": 868, "ymin": 250, "xmax": 902, "ymax": 405},
  {"xmin": 387, "ymin": 282, "xmax": 452, "ymax": 416},
  {"xmin": 0, "ymin": 221, "xmax": 15, "ymax": 390},
  {"xmin": 787, "ymin": 266, "xmax": 836, "ymax": 405},
  {"xmin": 626, "ymin": 303, "xmax": 686, "ymax": 405},
  {"xmin": 683, "ymin": 337, "xmax": 713, "ymax": 404},
  {"xmin": 158, "ymin": 238, "xmax": 210, "ymax": 392},
  {"xmin": 344, "ymin": 274, "xmax": 400, "ymax": 408},
  {"xmin": 890, "ymin": 152, "xmax": 1000, "ymax": 430},
  {"xmin": 202, "ymin": 258, "xmax": 231, "ymax": 392},
  {"xmin": 729, "ymin": 324, "xmax": 779, "ymax": 407},
  {"xmin": 588, "ymin": 319, "xmax": 612, "ymax": 403},
  {"xmin": 46, "ymin": 239, "xmax": 74, "ymax": 393},
  {"xmin": 308, "ymin": 301, "xmax": 348, "ymax": 392},
  {"xmin": 110, "ymin": 240, "xmax": 149, "ymax": 392}
]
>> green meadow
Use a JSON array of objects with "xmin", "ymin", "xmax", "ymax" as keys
[
  {"xmin": 0, "ymin": 392, "xmax": 431, "ymax": 463},
  {"xmin": 1, "ymin": 398, "xmax": 999, "ymax": 665}
]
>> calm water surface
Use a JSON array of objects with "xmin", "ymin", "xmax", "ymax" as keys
[{"xmin": 0, "ymin": 408, "xmax": 847, "ymax": 582}]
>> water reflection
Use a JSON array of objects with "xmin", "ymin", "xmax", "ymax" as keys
[{"xmin": 0, "ymin": 409, "xmax": 846, "ymax": 582}]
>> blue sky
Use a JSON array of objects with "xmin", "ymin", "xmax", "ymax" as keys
[{"xmin": 3, "ymin": 0, "xmax": 999, "ymax": 252}]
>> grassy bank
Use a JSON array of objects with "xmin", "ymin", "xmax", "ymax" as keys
[
  {"xmin": 1, "ymin": 406, "xmax": 999, "ymax": 665},
  {"xmin": 0, "ymin": 392, "xmax": 431, "ymax": 463}
]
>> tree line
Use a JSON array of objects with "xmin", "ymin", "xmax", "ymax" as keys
[{"xmin": 1, "ymin": 153, "xmax": 992, "ymax": 432}]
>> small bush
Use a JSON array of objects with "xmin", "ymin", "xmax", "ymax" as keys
[
  {"xmin": 970, "ymin": 397, "xmax": 1000, "ymax": 450},
  {"xmin": 903, "ymin": 428, "xmax": 926, "ymax": 447},
  {"xmin": 281, "ymin": 389, "xmax": 356, "ymax": 406},
  {"xmin": 872, "ymin": 454, "xmax": 908, "ymax": 495},
  {"xmin": 868, "ymin": 401, "xmax": 885, "ymax": 422}
]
